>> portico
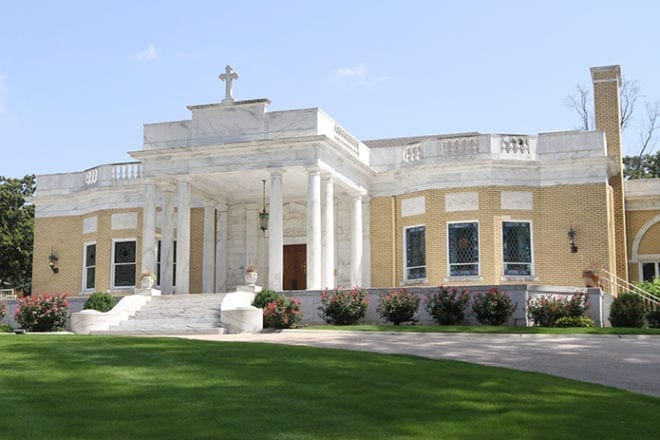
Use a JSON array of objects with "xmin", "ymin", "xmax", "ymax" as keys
[{"xmin": 130, "ymin": 70, "xmax": 370, "ymax": 293}]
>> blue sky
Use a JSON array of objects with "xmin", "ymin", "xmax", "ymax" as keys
[{"xmin": 1, "ymin": 0, "xmax": 658, "ymax": 177}]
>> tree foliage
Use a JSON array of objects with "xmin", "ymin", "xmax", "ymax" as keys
[
  {"xmin": 0, "ymin": 175, "xmax": 35, "ymax": 293},
  {"xmin": 623, "ymin": 152, "xmax": 660, "ymax": 179}
]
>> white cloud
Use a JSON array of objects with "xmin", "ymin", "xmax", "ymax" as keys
[
  {"xmin": 332, "ymin": 63, "xmax": 390, "ymax": 87},
  {"xmin": 334, "ymin": 63, "xmax": 368, "ymax": 81},
  {"xmin": 134, "ymin": 43, "xmax": 159, "ymax": 61},
  {"xmin": 0, "ymin": 75, "xmax": 7, "ymax": 115}
]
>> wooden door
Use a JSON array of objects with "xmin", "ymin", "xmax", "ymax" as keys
[{"xmin": 283, "ymin": 245, "xmax": 306, "ymax": 290}]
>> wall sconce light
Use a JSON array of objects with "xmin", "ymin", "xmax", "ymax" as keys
[
  {"xmin": 259, "ymin": 179, "xmax": 269, "ymax": 232},
  {"xmin": 48, "ymin": 248, "xmax": 59, "ymax": 273},
  {"xmin": 568, "ymin": 228, "xmax": 578, "ymax": 253}
]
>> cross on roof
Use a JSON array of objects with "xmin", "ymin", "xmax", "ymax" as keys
[{"xmin": 219, "ymin": 65, "xmax": 239, "ymax": 103}]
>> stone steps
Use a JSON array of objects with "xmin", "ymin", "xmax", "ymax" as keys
[{"xmin": 96, "ymin": 294, "xmax": 226, "ymax": 336}]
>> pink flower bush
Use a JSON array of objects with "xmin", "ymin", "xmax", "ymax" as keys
[
  {"xmin": 263, "ymin": 296, "xmax": 302, "ymax": 329},
  {"xmin": 14, "ymin": 294, "xmax": 69, "ymax": 332},
  {"xmin": 319, "ymin": 287, "xmax": 369, "ymax": 325},
  {"xmin": 471, "ymin": 288, "xmax": 517, "ymax": 326},
  {"xmin": 377, "ymin": 289, "xmax": 420, "ymax": 325}
]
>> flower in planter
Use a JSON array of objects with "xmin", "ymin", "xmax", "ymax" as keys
[
  {"xmin": 139, "ymin": 268, "xmax": 156, "ymax": 281},
  {"xmin": 245, "ymin": 264, "xmax": 257, "ymax": 274}
]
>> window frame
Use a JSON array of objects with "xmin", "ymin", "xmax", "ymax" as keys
[
  {"xmin": 81, "ymin": 241, "xmax": 96, "ymax": 293},
  {"xmin": 403, "ymin": 224, "xmax": 427, "ymax": 284},
  {"xmin": 446, "ymin": 220, "xmax": 480, "ymax": 280},
  {"xmin": 501, "ymin": 220, "xmax": 535, "ymax": 280},
  {"xmin": 111, "ymin": 238, "xmax": 137, "ymax": 289},
  {"xmin": 638, "ymin": 259, "xmax": 660, "ymax": 282}
]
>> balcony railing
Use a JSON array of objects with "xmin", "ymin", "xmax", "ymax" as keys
[{"xmin": 85, "ymin": 162, "xmax": 143, "ymax": 187}]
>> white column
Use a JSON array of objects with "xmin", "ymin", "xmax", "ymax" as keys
[
  {"xmin": 202, "ymin": 205, "xmax": 216, "ymax": 293},
  {"xmin": 215, "ymin": 202, "xmax": 228, "ymax": 293},
  {"xmin": 321, "ymin": 174, "xmax": 335, "ymax": 289},
  {"xmin": 268, "ymin": 170, "xmax": 284, "ymax": 291},
  {"xmin": 306, "ymin": 167, "xmax": 322, "ymax": 290},
  {"xmin": 161, "ymin": 189, "xmax": 175, "ymax": 295},
  {"xmin": 140, "ymin": 184, "xmax": 156, "ymax": 274},
  {"xmin": 176, "ymin": 181, "xmax": 191, "ymax": 294},
  {"xmin": 350, "ymin": 194, "xmax": 363, "ymax": 287}
]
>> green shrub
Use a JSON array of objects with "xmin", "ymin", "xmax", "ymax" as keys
[
  {"xmin": 609, "ymin": 293, "xmax": 646, "ymax": 328},
  {"xmin": 263, "ymin": 296, "xmax": 302, "ymax": 329},
  {"xmin": 425, "ymin": 287, "xmax": 470, "ymax": 325},
  {"xmin": 471, "ymin": 288, "xmax": 517, "ymax": 326},
  {"xmin": 646, "ymin": 310, "xmax": 660, "ymax": 328},
  {"xmin": 83, "ymin": 292, "xmax": 116, "ymax": 312},
  {"xmin": 252, "ymin": 289, "xmax": 280, "ymax": 309},
  {"xmin": 14, "ymin": 294, "xmax": 69, "ymax": 332},
  {"xmin": 377, "ymin": 289, "xmax": 420, "ymax": 325},
  {"xmin": 634, "ymin": 278, "xmax": 660, "ymax": 300},
  {"xmin": 554, "ymin": 316, "xmax": 594, "ymax": 328},
  {"xmin": 319, "ymin": 287, "xmax": 369, "ymax": 325},
  {"xmin": 0, "ymin": 301, "xmax": 6, "ymax": 320},
  {"xmin": 527, "ymin": 292, "xmax": 589, "ymax": 327},
  {"xmin": 0, "ymin": 324, "xmax": 11, "ymax": 333}
]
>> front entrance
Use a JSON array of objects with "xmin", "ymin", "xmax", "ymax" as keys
[{"xmin": 283, "ymin": 244, "xmax": 306, "ymax": 290}]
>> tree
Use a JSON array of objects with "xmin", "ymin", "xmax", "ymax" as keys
[
  {"xmin": 623, "ymin": 151, "xmax": 660, "ymax": 179},
  {"xmin": 564, "ymin": 76, "xmax": 640, "ymax": 132},
  {"xmin": 565, "ymin": 77, "xmax": 658, "ymax": 179},
  {"xmin": 0, "ymin": 175, "xmax": 35, "ymax": 294}
]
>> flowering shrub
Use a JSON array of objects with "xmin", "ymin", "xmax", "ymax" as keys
[
  {"xmin": 527, "ymin": 292, "xmax": 589, "ymax": 327},
  {"xmin": 84, "ymin": 292, "xmax": 116, "ymax": 313},
  {"xmin": 0, "ymin": 301, "xmax": 6, "ymax": 320},
  {"xmin": 554, "ymin": 316, "xmax": 594, "ymax": 328},
  {"xmin": 425, "ymin": 287, "xmax": 470, "ymax": 325},
  {"xmin": 377, "ymin": 289, "xmax": 420, "ymax": 325},
  {"xmin": 319, "ymin": 287, "xmax": 369, "ymax": 325},
  {"xmin": 252, "ymin": 289, "xmax": 280, "ymax": 309},
  {"xmin": 609, "ymin": 293, "xmax": 646, "ymax": 328},
  {"xmin": 263, "ymin": 296, "xmax": 302, "ymax": 329},
  {"xmin": 471, "ymin": 288, "xmax": 517, "ymax": 326},
  {"xmin": 14, "ymin": 294, "xmax": 69, "ymax": 332}
]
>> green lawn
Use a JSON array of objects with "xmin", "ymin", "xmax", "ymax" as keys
[
  {"xmin": 304, "ymin": 324, "xmax": 660, "ymax": 335},
  {"xmin": 0, "ymin": 336, "xmax": 658, "ymax": 439}
]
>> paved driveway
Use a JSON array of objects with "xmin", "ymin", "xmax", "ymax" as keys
[{"xmin": 181, "ymin": 330, "xmax": 660, "ymax": 397}]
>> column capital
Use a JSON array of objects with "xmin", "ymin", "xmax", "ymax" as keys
[
  {"xmin": 321, "ymin": 172, "xmax": 334, "ymax": 183},
  {"xmin": 268, "ymin": 167, "xmax": 286, "ymax": 177},
  {"xmin": 305, "ymin": 165, "xmax": 322, "ymax": 175}
]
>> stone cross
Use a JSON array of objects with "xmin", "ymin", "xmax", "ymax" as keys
[{"xmin": 219, "ymin": 65, "xmax": 239, "ymax": 103}]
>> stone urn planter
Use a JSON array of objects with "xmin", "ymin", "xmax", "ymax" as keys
[
  {"xmin": 244, "ymin": 271, "xmax": 258, "ymax": 286},
  {"xmin": 139, "ymin": 269, "xmax": 157, "ymax": 289}
]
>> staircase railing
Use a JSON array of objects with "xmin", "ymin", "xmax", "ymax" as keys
[{"xmin": 599, "ymin": 269, "xmax": 660, "ymax": 309}]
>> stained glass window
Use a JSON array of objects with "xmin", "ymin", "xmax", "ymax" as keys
[
  {"xmin": 405, "ymin": 226, "xmax": 426, "ymax": 280},
  {"xmin": 448, "ymin": 222, "xmax": 479, "ymax": 276},
  {"xmin": 84, "ymin": 243, "xmax": 96, "ymax": 290},
  {"xmin": 502, "ymin": 222, "xmax": 532, "ymax": 276},
  {"xmin": 113, "ymin": 240, "xmax": 136, "ymax": 287}
]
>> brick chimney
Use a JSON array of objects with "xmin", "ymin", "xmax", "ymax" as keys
[{"xmin": 590, "ymin": 65, "xmax": 628, "ymax": 283}]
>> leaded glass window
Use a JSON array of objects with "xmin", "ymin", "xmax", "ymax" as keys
[
  {"xmin": 84, "ymin": 243, "xmax": 96, "ymax": 290},
  {"xmin": 502, "ymin": 222, "xmax": 532, "ymax": 276},
  {"xmin": 448, "ymin": 222, "xmax": 479, "ymax": 276},
  {"xmin": 405, "ymin": 226, "xmax": 426, "ymax": 280},
  {"xmin": 113, "ymin": 240, "xmax": 136, "ymax": 287}
]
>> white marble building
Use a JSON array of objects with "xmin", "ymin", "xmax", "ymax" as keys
[{"xmin": 32, "ymin": 65, "xmax": 660, "ymax": 295}]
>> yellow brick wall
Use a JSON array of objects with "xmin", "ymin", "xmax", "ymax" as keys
[
  {"xmin": 626, "ymin": 209, "xmax": 660, "ymax": 281},
  {"xmin": 189, "ymin": 208, "xmax": 204, "ymax": 294},
  {"xmin": 592, "ymin": 66, "xmax": 628, "ymax": 283},
  {"xmin": 370, "ymin": 183, "xmax": 613, "ymax": 288},
  {"xmin": 32, "ymin": 208, "xmax": 143, "ymax": 295}
]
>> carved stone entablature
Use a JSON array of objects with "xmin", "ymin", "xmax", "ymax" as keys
[
  {"xmin": 501, "ymin": 136, "xmax": 530, "ymax": 154},
  {"xmin": 442, "ymin": 137, "xmax": 479, "ymax": 155},
  {"xmin": 334, "ymin": 124, "xmax": 360, "ymax": 154},
  {"xmin": 403, "ymin": 144, "xmax": 422, "ymax": 162},
  {"xmin": 283, "ymin": 201, "xmax": 307, "ymax": 237}
]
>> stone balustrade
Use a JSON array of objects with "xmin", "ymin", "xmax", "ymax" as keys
[
  {"xmin": 84, "ymin": 162, "xmax": 143, "ymax": 187},
  {"xmin": 334, "ymin": 123, "xmax": 360, "ymax": 154}
]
